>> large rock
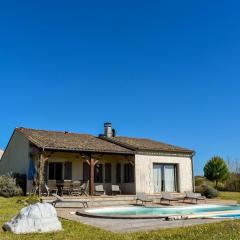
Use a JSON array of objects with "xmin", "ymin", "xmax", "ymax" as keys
[{"xmin": 3, "ymin": 203, "xmax": 62, "ymax": 234}]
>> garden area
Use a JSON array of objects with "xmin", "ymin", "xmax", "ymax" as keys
[
  {"xmin": 0, "ymin": 193, "xmax": 240, "ymax": 240},
  {"xmin": 1, "ymin": 156, "xmax": 240, "ymax": 239}
]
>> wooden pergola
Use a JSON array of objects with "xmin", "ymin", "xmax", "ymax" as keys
[{"xmin": 32, "ymin": 146, "xmax": 134, "ymax": 196}]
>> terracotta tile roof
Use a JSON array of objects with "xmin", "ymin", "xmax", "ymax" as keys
[
  {"xmin": 101, "ymin": 136, "xmax": 194, "ymax": 154},
  {"xmin": 16, "ymin": 128, "xmax": 133, "ymax": 154}
]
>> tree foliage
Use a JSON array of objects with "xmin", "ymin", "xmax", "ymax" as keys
[{"xmin": 204, "ymin": 156, "xmax": 230, "ymax": 188}]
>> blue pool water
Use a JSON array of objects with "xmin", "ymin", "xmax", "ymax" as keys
[
  {"xmin": 213, "ymin": 214, "xmax": 240, "ymax": 219},
  {"xmin": 86, "ymin": 205, "xmax": 240, "ymax": 217}
]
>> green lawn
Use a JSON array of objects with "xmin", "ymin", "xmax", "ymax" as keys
[
  {"xmin": 218, "ymin": 191, "xmax": 240, "ymax": 203},
  {"xmin": 1, "ymin": 193, "xmax": 240, "ymax": 240}
]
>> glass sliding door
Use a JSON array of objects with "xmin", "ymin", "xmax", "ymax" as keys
[
  {"xmin": 153, "ymin": 164, "xmax": 162, "ymax": 193},
  {"xmin": 153, "ymin": 163, "xmax": 177, "ymax": 193},
  {"xmin": 164, "ymin": 165, "xmax": 175, "ymax": 192}
]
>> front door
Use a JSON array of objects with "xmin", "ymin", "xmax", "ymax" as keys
[{"xmin": 153, "ymin": 164, "xmax": 177, "ymax": 193}]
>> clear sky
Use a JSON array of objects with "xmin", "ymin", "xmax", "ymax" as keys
[{"xmin": 0, "ymin": 0, "xmax": 240, "ymax": 175}]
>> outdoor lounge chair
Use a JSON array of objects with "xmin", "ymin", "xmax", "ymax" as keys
[
  {"xmin": 50, "ymin": 194, "xmax": 88, "ymax": 208},
  {"xmin": 184, "ymin": 191, "xmax": 206, "ymax": 204},
  {"xmin": 95, "ymin": 185, "xmax": 105, "ymax": 195},
  {"xmin": 111, "ymin": 185, "xmax": 121, "ymax": 195},
  {"xmin": 160, "ymin": 192, "xmax": 180, "ymax": 205},
  {"xmin": 136, "ymin": 192, "xmax": 153, "ymax": 206}
]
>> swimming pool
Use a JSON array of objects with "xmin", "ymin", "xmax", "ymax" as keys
[{"xmin": 78, "ymin": 204, "xmax": 240, "ymax": 219}]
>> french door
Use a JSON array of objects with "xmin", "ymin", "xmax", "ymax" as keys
[{"xmin": 153, "ymin": 164, "xmax": 177, "ymax": 193}]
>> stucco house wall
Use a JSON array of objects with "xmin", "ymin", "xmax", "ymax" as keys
[
  {"xmin": 135, "ymin": 153, "xmax": 193, "ymax": 194},
  {"xmin": 0, "ymin": 131, "xmax": 29, "ymax": 175},
  {"xmin": 0, "ymin": 149, "xmax": 3, "ymax": 159}
]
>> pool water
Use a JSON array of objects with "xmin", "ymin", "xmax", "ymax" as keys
[
  {"xmin": 86, "ymin": 205, "xmax": 240, "ymax": 217},
  {"xmin": 213, "ymin": 214, "xmax": 240, "ymax": 219}
]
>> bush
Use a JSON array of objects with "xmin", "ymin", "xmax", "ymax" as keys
[
  {"xmin": 204, "ymin": 185, "xmax": 219, "ymax": 198},
  {"xmin": 0, "ymin": 175, "xmax": 23, "ymax": 197},
  {"xmin": 195, "ymin": 184, "xmax": 219, "ymax": 198},
  {"xmin": 195, "ymin": 176, "xmax": 215, "ymax": 187}
]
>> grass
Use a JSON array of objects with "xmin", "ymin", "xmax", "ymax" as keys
[
  {"xmin": 218, "ymin": 191, "xmax": 240, "ymax": 203},
  {"xmin": 0, "ymin": 193, "xmax": 240, "ymax": 239}
]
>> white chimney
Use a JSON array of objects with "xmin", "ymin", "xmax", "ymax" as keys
[{"xmin": 104, "ymin": 122, "xmax": 113, "ymax": 138}]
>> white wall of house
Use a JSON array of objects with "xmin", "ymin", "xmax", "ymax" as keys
[
  {"xmin": 0, "ymin": 149, "xmax": 3, "ymax": 159},
  {"xmin": 0, "ymin": 131, "xmax": 29, "ymax": 175},
  {"xmin": 135, "ymin": 153, "xmax": 193, "ymax": 194}
]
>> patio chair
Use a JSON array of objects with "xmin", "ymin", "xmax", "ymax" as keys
[
  {"xmin": 79, "ymin": 181, "xmax": 89, "ymax": 196},
  {"xmin": 46, "ymin": 180, "xmax": 58, "ymax": 196},
  {"xmin": 31, "ymin": 184, "xmax": 47, "ymax": 196},
  {"xmin": 95, "ymin": 185, "xmax": 105, "ymax": 195},
  {"xmin": 62, "ymin": 180, "xmax": 72, "ymax": 195},
  {"xmin": 111, "ymin": 185, "xmax": 121, "ymax": 195},
  {"xmin": 50, "ymin": 194, "xmax": 88, "ymax": 208},
  {"xmin": 160, "ymin": 192, "xmax": 180, "ymax": 205},
  {"xmin": 71, "ymin": 180, "xmax": 81, "ymax": 196},
  {"xmin": 136, "ymin": 192, "xmax": 153, "ymax": 206},
  {"xmin": 184, "ymin": 191, "xmax": 206, "ymax": 204}
]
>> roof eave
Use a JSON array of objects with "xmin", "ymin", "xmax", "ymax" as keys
[{"xmin": 42, "ymin": 146, "xmax": 134, "ymax": 155}]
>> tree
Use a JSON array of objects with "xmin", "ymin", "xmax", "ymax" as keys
[{"xmin": 204, "ymin": 156, "xmax": 230, "ymax": 188}]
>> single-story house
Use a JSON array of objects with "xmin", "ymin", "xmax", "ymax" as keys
[{"xmin": 0, "ymin": 123, "xmax": 195, "ymax": 195}]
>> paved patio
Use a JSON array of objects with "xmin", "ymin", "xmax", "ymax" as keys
[
  {"xmin": 56, "ymin": 199, "xmax": 236, "ymax": 233},
  {"xmin": 42, "ymin": 195, "xmax": 237, "ymax": 208},
  {"xmin": 57, "ymin": 208, "xmax": 226, "ymax": 232}
]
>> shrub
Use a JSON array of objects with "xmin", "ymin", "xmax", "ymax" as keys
[
  {"xmin": 195, "ymin": 176, "xmax": 206, "ymax": 186},
  {"xmin": 195, "ymin": 184, "xmax": 219, "ymax": 198},
  {"xmin": 195, "ymin": 176, "xmax": 215, "ymax": 187},
  {"xmin": 204, "ymin": 185, "xmax": 219, "ymax": 198},
  {"xmin": 0, "ymin": 175, "xmax": 23, "ymax": 197}
]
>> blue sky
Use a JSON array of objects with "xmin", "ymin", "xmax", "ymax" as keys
[{"xmin": 0, "ymin": 0, "xmax": 240, "ymax": 175}]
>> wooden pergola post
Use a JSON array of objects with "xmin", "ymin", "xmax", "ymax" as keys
[
  {"xmin": 36, "ymin": 153, "xmax": 44, "ymax": 197},
  {"xmin": 36, "ymin": 151, "xmax": 49, "ymax": 197},
  {"xmin": 89, "ymin": 154, "xmax": 95, "ymax": 196}
]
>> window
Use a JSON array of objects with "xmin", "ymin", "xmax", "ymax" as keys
[
  {"xmin": 64, "ymin": 162, "xmax": 72, "ymax": 180},
  {"xmin": 124, "ymin": 163, "xmax": 134, "ymax": 183},
  {"xmin": 48, "ymin": 162, "xmax": 63, "ymax": 180},
  {"xmin": 94, "ymin": 163, "xmax": 103, "ymax": 183},
  {"xmin": 105, "ymin": 163, "xmax": 111, "ymax": 183},
  {"xmin": 116, "ymin": 163, "xmax": 121, "ymax": 183},
  {"xmin": 83, "ymin": 162, "xmax": 90, "ymax": 182}
]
